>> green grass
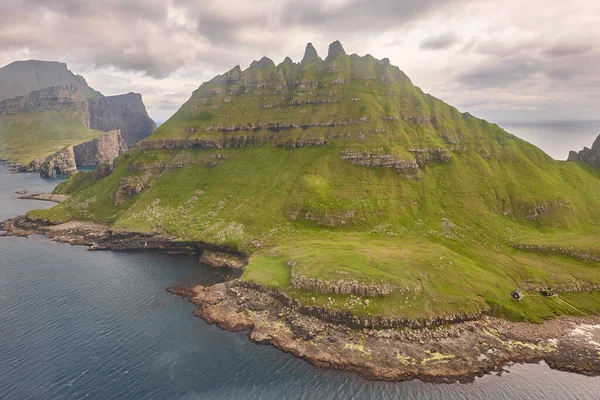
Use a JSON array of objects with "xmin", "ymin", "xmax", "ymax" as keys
[
  {"xmin": 0, "ymin": 110, "xmax": 104, "ymax": 164},
  {"xmin": 27, "ymin": 48, "xmax": 600, "ymax": 323}
]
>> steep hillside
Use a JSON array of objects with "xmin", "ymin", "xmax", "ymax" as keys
[
  {"xmin": 0, "ymin": 60, "xmax": 156, "ymax": 167},
  {"xmin": 32, "ymin": 42, "xmax": 600, "ymax": 322}
]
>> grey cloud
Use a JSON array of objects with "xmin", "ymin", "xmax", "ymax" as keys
[
  {"xmin": 544, "ymin": 41, "xmax": 593, "ymax": 57},
  {"xmin": 458, "ymin": 56, "xmax": 542, "ymax": 89},
  {"xmin": 420, "ymin": 32, "xmax": 460, "ymax": 50},
  {"xmin": 0, "ymin": 0, "xmax": 478, "ymax": 79},
  {"xmin": 280, "ymin": 0, "xmax": 475, "ymax": 32}
]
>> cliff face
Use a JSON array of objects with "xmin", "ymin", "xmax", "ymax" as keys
[
  {"xmin": 568, "ymin": 134, "xmax": 600, "ymax": 166},
  {"xmin": 86, "ymin": 93, "xmax": 157, "ymax": 148},
  {"xmin": 0, "ymin": 83, "xmax": 87, "ymax": 116},
  {"xmin": 39, "ymin": 146, "xmax": 77, "ymax": 178},
  {"xmin": 73, "ymin": 130, "xmax": 128, "ymax": 166}
]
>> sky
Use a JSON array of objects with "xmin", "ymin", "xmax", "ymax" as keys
[{"xmin": 0, "ymin": 0, "xmax": 598, "ymax": 124}]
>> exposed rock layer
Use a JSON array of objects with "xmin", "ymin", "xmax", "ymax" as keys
[
  {"xmin": 86, "ymin": 93, "xmax": 157, "ymax": 148},
  {"xmin": 170, "ymin": 281, "xmax": 600, "ymax": 383},
  {"xmin": 73, "ymin": 130, "xmax": 128, "ymax": 166},
  {"xmin": 39, "ymin": 146, "xmax": 77, "ymax": 178}
]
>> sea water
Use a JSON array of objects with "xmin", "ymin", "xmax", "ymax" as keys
[{"xmin": 2, "ymin": 136, "xmax": 600, "ymax": 400}]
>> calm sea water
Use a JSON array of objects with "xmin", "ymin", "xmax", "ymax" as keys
[
  {"xmin": 2, "ymin": 150, "xmax": 600, "ymax": 399},
  {"xmin": 498, "ymin": 120, "xmax": 600, "ymax": 160}
]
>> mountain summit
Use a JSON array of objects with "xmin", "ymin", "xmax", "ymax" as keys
[
  {"xmin": 34, "ymin": 42, "xmax": 600, "ymax": 327},
  {"xmin": 301, "ymin": 42, "xmax": 321, "ymax": 63},
  {"xmin": 0, "ymin": 60, "xmax": 101, "ymax": 102}
]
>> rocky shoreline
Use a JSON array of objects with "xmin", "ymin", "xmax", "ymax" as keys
[
  {"xmin": 16, "ymin": 192, "xmax": 70, "ymax": 203},
  {"xmin": 171, "ymin": 281, "xmax": 600, "ymax": 383},
  {"xmin": 2, "ymin": 214, "xmax": 600, "ymax": 383}
]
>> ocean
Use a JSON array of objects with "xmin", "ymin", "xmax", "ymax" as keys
[
  {"xmin": 498, "ymin": 120, "xmax": 600, "ymax": 160},
  {"xmin": 2, "ymin": 122, "xmax": 600, "ymax": 399}
]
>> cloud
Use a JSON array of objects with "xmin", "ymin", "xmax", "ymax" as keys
[
  {"xmin": 0, "ymin": 0, "xmax": 599, "ymax": 123},
  {"xmin": 544, "ymin": 41, "xmax": 593, "ymax": 58},
  {"xmin": 420, "ymin": 32, "xmax": 460, "ymax": 50}
]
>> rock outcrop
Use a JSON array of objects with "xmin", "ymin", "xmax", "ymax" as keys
[
  {"xmin": 341, "ymin": 149, "xmax": 420, "ymax": 173},
  {"xmin": 291, "ymin": 269, "xmax": 394, "ymax": 297},
  {"xmin": 86, "ymin": 93, "xmax": 157, "ymax": 148},
  {"xmin": 199, "ymin": 250, "xmax": 248, "ymax": 269},
  {"xmin": 73, "ymin": 130, "xmax": 128, "ymax": 166},
  {"xmin": 301, "ymin": 43, "xmax": 321, "ymax": 64},
  {"xmin": 568, "ymin": 134, "xmax": 600, "ymax": 166},
  {"xmin": 39, "ymin": 146, "xmax": 77, "ymax": 178}
]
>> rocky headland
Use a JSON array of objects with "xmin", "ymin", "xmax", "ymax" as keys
[
  {"xmin": 569, "ymin": 134, "xmax": 600, "ymax": 166},
  {"xmin": 6, "ymin": 43, "xmax": 600, "ymax": 383},
  {"xmin": 2, "ymin": 214, "xmax": 600, "ymax": 383}
]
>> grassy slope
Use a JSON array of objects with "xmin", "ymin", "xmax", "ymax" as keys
[
  {"xmin": 0, "ymin": 110, "xmax": 105, "ymax": 164},
  {"xmin": 30, "ymin": 49, "xmax": 600, "ymax": 322}
]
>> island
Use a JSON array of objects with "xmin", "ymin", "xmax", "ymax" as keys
[{"xmin": 3, "ymin": 42, "xmax": 600, "ymax": 382}]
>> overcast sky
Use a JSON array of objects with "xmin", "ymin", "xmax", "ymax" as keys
[{"xmin": 0, "ymin": 0, "xmax": 598, "ymax": 124}]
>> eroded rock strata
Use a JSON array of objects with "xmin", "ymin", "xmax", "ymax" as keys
[
  {"xmin": 39, "ymin": 146, "xmax": 77, "ymax": 178},
  {"xmin": 73, "ymin": 130, "xmax": 128, "ymax": 166}
]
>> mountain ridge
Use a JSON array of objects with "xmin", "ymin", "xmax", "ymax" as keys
[{"xmin": 28, "ymin": 42, "xmax": 600, "ymax": 326}]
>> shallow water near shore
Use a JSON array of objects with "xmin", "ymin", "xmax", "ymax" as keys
[{"xmin": 2, "ymin": 164, "xmax": 600, "ymax": 399}]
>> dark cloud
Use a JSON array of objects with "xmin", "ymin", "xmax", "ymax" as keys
[{"xmin": 420, "ymin": 32, "xmax": 460, "ymax": 50}]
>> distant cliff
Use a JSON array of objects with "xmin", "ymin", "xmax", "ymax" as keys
[
  {"xmin": 73, "ymin": 130, "xmax": 128, "ymax": 166},
  {"xmin": 0, "ymin": 60, "xmax": 156, "ymax": 167},
  {"xmin": 0, "ymin": 60, "xmax": 101, "ymax": 102},
  {"xmin": 86, "ymin": 93, "xmax": 157, "ymax": 148},
  {"xmin": 568, "ymin": 134, "xmax": 600, "ymax": 166},
  {"xmin": 39, "ymin": 130, "xmax": 128, "ymax": 178}
]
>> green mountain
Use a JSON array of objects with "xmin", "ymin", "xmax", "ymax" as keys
[
  {"xmin": 0, "ymin": 60, "xmax": 156, "ymax": 166},
  {"xmin": 32, "ymin": 42, "xmax": 600, "ymax": 322}
]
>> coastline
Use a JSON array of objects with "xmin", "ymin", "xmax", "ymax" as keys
[{"xmin": 3, "ymin": 213, "xmax": 600, "ymax": 383}]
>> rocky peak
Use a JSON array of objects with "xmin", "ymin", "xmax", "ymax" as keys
[
  {"xmin": 301, "ymin": 43, "xmax": 321, "ymax": 64},
  {"xmin": 250, "ymin": 56, "xmax": 276, "ymax": 70},
  {"xmin": 219, "ymin": 65, "xmax": 242, "ymax": 85},
  {"xmin": 593, "ymin": 135, "xmax": 600, "ymax": 151},
  {"xmin": 326, "ymin": 41, "xmax": 346, "ymax": 61},
  {"xmin": 568, "ymin": 134, "xmax": 600, "ymax": 166}
]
